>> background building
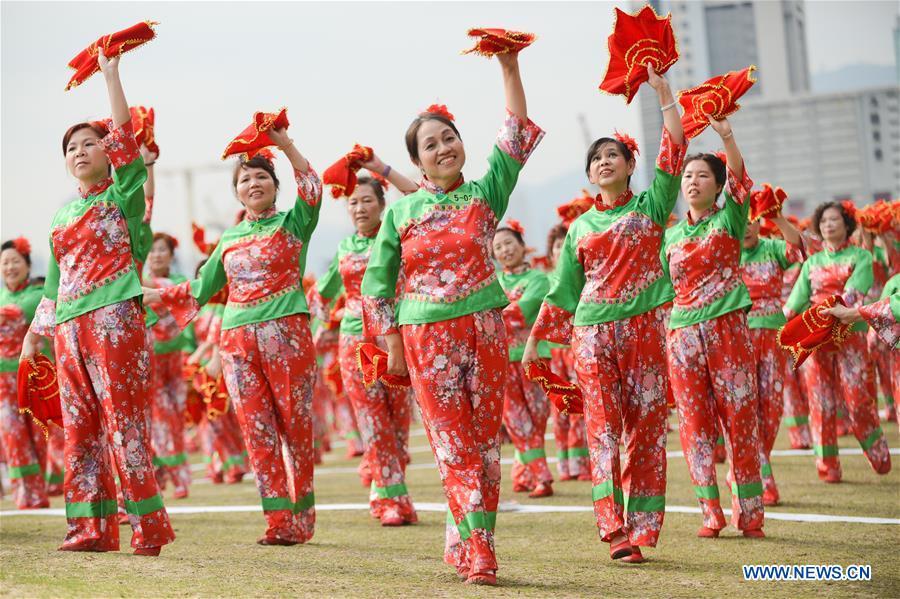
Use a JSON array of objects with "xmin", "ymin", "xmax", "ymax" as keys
[{"xmin": 637, "ymin": 0, "xmax": 899, "ymax": 213}]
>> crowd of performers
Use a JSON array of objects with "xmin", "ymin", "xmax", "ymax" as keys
[{"xmin": 2, "ymin": 20, "xmax": 899, "ymax": 587}]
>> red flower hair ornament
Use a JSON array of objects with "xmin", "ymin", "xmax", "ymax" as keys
[
  {"xmin": 505, "ymin": 219, "xmax": 525, "ymax": 236},
  {"xmin": 613, "ymin": 130, "xmax": 640, "ymax": 156},
  {"xmin": 11, "ymin": 237, "xmax": 31, "ymax": 256},
  {"xmin": 420, "ymin": 104, "xmax": 455, "ymax": 122}
]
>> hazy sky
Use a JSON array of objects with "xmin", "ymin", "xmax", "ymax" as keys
[{"xmin": 2, "ymin": 1, "xmax": 898, "ymax": 279}]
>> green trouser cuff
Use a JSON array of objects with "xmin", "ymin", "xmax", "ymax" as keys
[
  {"xmin": 860, "ymin": 426, "xmax": 884, "ymax": 451},
  {"xmin": 731, "ymin": 480, "xmax": 763, "ymax": 499},
  {"xmin": 456, "ymin": 511, "xmax": 497, "ymax": 541},
  {"xmin": 760, "ymin": 463, "xmax": 773, "ymax": 478},
  {"xmin": 715, "ymin": 436, "xmax": 725, "ymax": 446},
  {"xmin": 514, "ymin": 448, "xmax": 547, "ymax": 465},
  {"xmin": 694, "ymin": 484, "xmax": 720, "ymax": 500},
  {"xmin": 569, "ymin": 447, "xmax": 590, "ymax": 458},
  {"xmin": 591, "ymin": 480, "xmax": 624, "ymax": 505},
  {"xmin": 556, "ymin": 449, "xmax": 570, "ymax": 460},
  {"xmin": 44, "ymin": 470, "xmax": 64, "ymax": 485},
  {"xmin": 66, "ymin": 499, "xmax": 118, "ymax": 518},
  {"xmin": 370, "ymin": 481, "xmax": 408, "ymax": 499},
  {"xmin": 783, "ymin": 415, "xmax": 809, "ymax": 427},
  {"xmin": 124, "ymin": 494, "xmax": 165, "ymax": 516},
  {"xmin": 883, "ymin": 395, "xmax": 895, "ymax": 406},
  {"xmin": 152, "ymin": 453, "xmax": 188, "ymax": 467},
  {"xmin": 313, "ymin": 440, "xmax": 321, "ymax": 449},
  {"xmin": 222, "ymin": 454, "xmax": 245, "ymax": 469},
  {"xmin": 8, "ymin": 463, "xmax": 41, "ymax": 479},
  {"xmin": 345, "ymin": 431, "xmax": 360, "ymax": 440},
  {"xmin": 813, "ymin": 444, "xmax": 839, "ymax": 458},
  {"xmin": 261, "ymin": 492, "xmax": 315, "ymax": 514},
  {"xmin": 624, "ymin": 494, "xmax": 665, "ymax": 513}
]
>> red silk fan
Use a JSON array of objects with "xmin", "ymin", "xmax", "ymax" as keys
[
  {"xmin": 678, "ymin": 66, "xmax": 757, "ymax": 139},
  {"xmin": 462, "ymin": 28, "xmax": 536, "ymax": 57},
  {"xmin": 322, "ymin": 144, "xmax": 375, "ymax": 199},
  {"xmin": 524, "ymin": 360, "xmax": 583, "ymax": 415},
  {"xmin": 356, "ymin": 343, "xmax": 410, "ymax": 389},
  {"xmin": 749, "ymin": 184, "xmax": 788, "ymax": 223},
  {"xmin": 778, "ymin": 295, "xmax": 853, "ymax": 368},
  {"xmin": 66, "ymin": 21, "xmax": 158, "ymax": 91},
  {"xmin": 17, "ymin": 355, "xmax": 63, "ymax": 436},
  {"xmin": 221, "ymin": 108, "xmax": 290, "ymax": 161}
]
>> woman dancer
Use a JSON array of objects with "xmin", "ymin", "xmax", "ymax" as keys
[
  {"xmin": 21, "ymin": 50, "xmax": 175, "ymax": 555},
  {"xmin": 360, "ymin": 50, "xmax": 542, "ymax": 584},
  {"xmin": 525, "ymin": 65, "xmax": 686, "ymax": 562},
  {"xmin": 143, "ymin": 126, "xmax": 323, "ymax": 545}
]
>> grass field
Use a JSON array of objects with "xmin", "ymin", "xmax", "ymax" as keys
[{"xmin": 1, "ymin": 420, "xmax": 898, "ymax": 598}]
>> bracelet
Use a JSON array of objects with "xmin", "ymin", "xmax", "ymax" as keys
[
  {"xmin": 278, "ymin": 138, "xmax": 295, "ymax": 150},
  {"xmin": 381, "ymin": 164, "xmax": 392, "ymax": 178},
  {"xmin": 721, "ymin": 131, "xmax": 734, "ymax": 139},
  {"xmin": 660, "ymin": 100, "xmax": 678, "ymax": 112}
]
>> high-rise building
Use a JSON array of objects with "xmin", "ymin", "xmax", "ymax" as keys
[{"xmin": 637, "ymin": 0, "xmax": 898, "ymax": 212}]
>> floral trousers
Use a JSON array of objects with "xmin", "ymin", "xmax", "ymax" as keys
[
  {"xmin": 150, "ymin": 351, "xmax": 191, "ymax": 495},
  {"xmin": 667, "ymin": 310, "xmax": 764, "ymax": 532},
  {"xmin": 749, "ymin": 328, "xmax": 785, "ymax": 497},
  {"xmin": 504, "ymin": 362, "xmax": 553, "ymax": 489},
  {"xmin": 220, "ymin": 313, "xmax": 317, "ymax": 543},
  {"xmin": 55, "ymin": 300, "xmax": 174, "ymax": 550},
  {"xmin": 549, "ymin": 348, "xmax": 589, "ymax": 479},
  {"xmin": 402, "ymin": 310, "xmax": 507, "ymax": 576},
  {"xmin": 0, "ymin": 371, "xmax": 49, "ymax": 508},
  {"xmin": 339, "ymin": 333, "xmax": 414, "ymax": 520},
  {"xmin": 782, "ymin": 360, "xmax": 812, "ymax": 449},
  {"xmin": 572, "ymin": 305, "xmax": 669, "ymax": 547},
  {"xmin": 800, "ymin": 332, "xmax": 891, "ymax": 480}
]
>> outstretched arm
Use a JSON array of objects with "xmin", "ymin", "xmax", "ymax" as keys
[
  {"xmin": 99, "ymin": 50, "xmax": 129, "ymax": 127},
  {"xmin": 497, "ymin": 52, "xmax": 526, "ymax": 121},
  {"xmin": 647, "ymin": 65, "xmax": 684, "ymax": 145}
]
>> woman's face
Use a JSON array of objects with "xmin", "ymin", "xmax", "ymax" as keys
[
  {"xmin": 347, "ymin": 183, "xmax": 383, "ymax": 235},
  {"xmin": 681, "ymin": 159, "xmax": 722, "ymax": 212},
  {"xmin": 550, "ymin": 236, "xmax": 565, "ymax": 267},
  {"xmin": 743, "ymin": 220, "xmax": 760, "ymax": 248},
  {"xmin": 65, "ymin": 128, "xmax": 110, "ymax": 183},
  {"xmin": 235, "ymin": 166, "xmax": 277, "ymax": 214},
  {"xmin": 492, "ymin": 229, "xmax": 526, "ymax": 270},
  {"xmin": 0, "ymin": 249, "xmax": 29, "ymax": 290},
  {"xmin": 588, "ymin": 142, "xmax": 634, "ymax": 188},
  {"xmin": 415, "ymin": 120, "xmax": 466, "ymax": 184},
  {"xmin": 147, "ymin": 239, "xmax": 173, "ymax": 276},
  {"xmin": 819, "ymin": 207, "xmax": 848, "ymax": 244}
]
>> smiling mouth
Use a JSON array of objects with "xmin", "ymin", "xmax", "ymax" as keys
[
  {"xmin": 598, "ymin": 169, "xmax": 613, "ymax": 177},
  {"xmin": 438, "ymin": 156, "xmax": 456, "ymax": 166}
]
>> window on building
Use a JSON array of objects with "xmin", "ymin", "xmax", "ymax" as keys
[
  {"xmin": 873, "ymin": 131, "xmax": 881, "ymax": 142},
  {"xmin": 870, "ymin": 113, "xmax": 880, "ymax": 125},
  {"xmin": 874, "ymin": 149, "xmax": 883, "ymax": 161},
  {"xmin": 870, "ymin": 97, "xmax": 879, "ymax": 107}
]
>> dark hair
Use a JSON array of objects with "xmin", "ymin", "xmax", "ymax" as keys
[
  {"xmin": 355, "ymin": 175, "xmax": 386, "ymax": 205},
  {"xmin": 585, "ymin": 137, "xmax": 636, "ymax": 187},
  {"xmin": 232, "ymin": 155, "xmax": 280, "ymax": 192},
  {"xmin": 546, "ymin": 223, "xmax": 568, "ymax": 260},
  {"xmin": 493, "ymin": 227, "xmax": 525, "ymax": 246},
  {"xmin": 195, "ymin": 258, "xmax": 208, "ymax": 278},
  {"xmin": 684, "ymin": 153, "xmax": 727, "ymax": 191},
  {"xmin": 62, "ymin": 122, "xmax": 112, "ymax": 176},
  {"xmin": 1, "ymin": 240, "xmax": 31, "ymax": 266},
  {"xmin": 405, "ymin": 115, "xmax": 462, "ymax": 164},
  {"xmin": 812, "ymin": 201, "xmax": 856, "ymax": 239},
  {"xmin": 152, "ymin": 232, "xmax": 176, "ymax": 254}
]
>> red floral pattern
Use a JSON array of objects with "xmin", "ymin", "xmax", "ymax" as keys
[
  {"xmin": 668, "ymin": 229, "xmax": 743, "ymax": 312},
  {"xmin": 860, "ymin": 297, "xmax": 900, "ymax": 348}
]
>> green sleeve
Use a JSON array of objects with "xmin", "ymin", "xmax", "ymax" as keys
[
  {"xmin": 43, "ymin": 242, "xmax": 60, "ymax": 302},
  {"xmin": 770, "ymin": 239, "xmax": 791, "ymax": 270},
  {"xmin": 645, "ymin": 168, "xmax": 681, "ymax": 226},
  {"xmin": 882, "ymin": 274, "xmax": 900, "ymax": 300},
  {"xmin": 518, "ymin": 272, "xmax": 550, "ymax": 324},
  {"xmin": 723, "ymin": 188, "xmax": 751, "ymax": 240},
  {"xmin": 476, "ymin": 146, "xmax": 524, "ymax": 220},
  {"xmin": 360, "ymin": 205, "xmax": 401, "ymax": 300},
  {"xmin": 316, "ymin": 251, "xmax": 343, "ymax": 301},
  {"xmin": 285, "ymin": 172, "xmax": 323, "ymax": 242},
  {"xmin": 543, "ymin": 231, "xmax": 585, "ymax": 314},
  {"xmin": 845, "ymin": 250, "xmax": 873, "ymax": 297},
  {"xmin": 189, "ymin": 242, "xmax": 228, "ymax": 306},
  {"xmin": 135, "ymin": 221, "xmax": 153, "ymax": 264},
  {"xmin": 785, "ymin": 261, "xmax": 811, "ymax": 315}
]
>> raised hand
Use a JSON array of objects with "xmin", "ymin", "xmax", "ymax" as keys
[
  {"xmin": 707, "ymin": 115, "xmax": 733, "ymax": 139},
  {"xmin": 97, "ymin": 48, "xmax": 120, "ymax": 75}
]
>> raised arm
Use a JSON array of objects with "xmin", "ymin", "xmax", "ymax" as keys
[
  {"xmin": 98, "ymin": 50, "xmax": 129, "ymax": 127},
  {"xmin": 360, "ymin": 153, "xmax": 419, "ymax": 195},
  {"xmin": 497, "ymin": 52, "xmax": 526, "ymax": 121},
  {"xmin": 709, "ymin": 116, "xmax": 744, "ymax": 183},
  {"xmin": 647, "ymin": 65, "xmax": 684, "ymax": 146},
  {"xmin": 268, "ymin": 127, "xmax": 309, "ymax": 174}
]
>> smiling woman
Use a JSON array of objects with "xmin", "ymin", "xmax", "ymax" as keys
[{"xmin": 360, "ymin": 48, "xmax": 544, "ymax": 586}]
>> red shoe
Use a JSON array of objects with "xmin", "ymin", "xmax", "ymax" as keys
[
  {"xmin": 577, "ymin": 472, "xmax": 592, "ymax": 482},
  {"xmin": 697, "ymin": 526, "xmax": 720, "ymax": 538},
  {"xmin": 210, "ymin": 471, "xmax": 224, "ymax": 484},
  {"xmin": 134, "ymin": 546, "xmax": 161, "ymax": 556},
  {"xmin": 742, "ymin": 528, "xmax": 765, "ymax": 539},
  {"xmin": 621, "ymin": 547, "xmax": 644, "ymax": 564},
  {"xmin": 609, "ymin": 532, "xmax": 632, "ymax": 560},
  {"xmin": 823, "ymin": 472, "xmax": 842, "ymax": 484},
  {"xmin": 762, "ymin": 487, "xmax": 780, "ymax": 506},
  {"xmin": 380, "ymin": 507, "xmax": 404, "ymax": 527},
  {"xmin": 512, "ymin": 481, "xmax": 532, "ymax": 493},
  {"xmin": 58, "ymin": 541, "xmax": 108, "ymax": 552},
  {"xmin": 224, "ymin": 471, "xmax": 245, "ymax": 485},
  {"xmin": 559, "ymin": 473, "xmax": 576, "ymax": 482},
  {"xmin": 173, "ymin": 489, "xmax": 189, "ymax": 500},
  {"xmin": 529, "ymin": 482, "xmax": 553, "ymax": 498},
  {"xmin": 465, "ymin": 571, "xmax": 497, "ymax": 586},
  {"xmin": 257, "ymin": 535, "xmax": 298, "ymax": 546}
]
